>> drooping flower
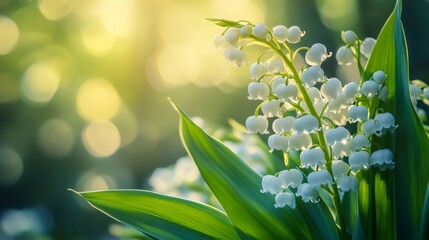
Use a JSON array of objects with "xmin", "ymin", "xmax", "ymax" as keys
[
  {"xmin": 261, "ymin": 175, "xmax": 282, "ymax": 194},
  {"xmin": 342, "ymin": 30, "xmax": 358, "ymax": 46},
  {"xmin": 348, "ymin": 105, "xmax": 368, "ymax": 123},
  {"xmin": 289, "ymin": 132, "xmax": 312, "ymax": 151},
  {"xmin": 361, "ymin": 37, "xmax": 376, "ymax": 58},
  {"xmin": 268, "ymin": 134, "xmax": 289, "ymax": 152},
  {"xmin": 272, "ymin": 25, "xmax": 288, "ymax": 42},
  {"xmin": 261, "ymin": 100, "xmax": 282, "ymax": 117},
  {"xmin": 336, "ymin": 46, "xmax": 354, "ymax": 65},
  {"xmin": 337, "ymin": 175, "xmax": 359, "ymax": 192},
  {"xmin": 278, "ymin": 169, "xmax": 303, "ymax": 188},
  {"xmin": 276, "ymin": 84, "xmax": 298, "ymax": 101},
  {"xmin": 274, "ymin": 191, "xmax": 296, "ymax": 208},
  {"xmin": 307, "ymin": 169, "xmax": 333, "ymax": 187},
  {"xmin": 361, "ymin": 80, "xmax": 379, "ymax": 98},
  {"xmin": 296, "ymin": 183, "xmax": 319, "ymax": 203},
  {"xmin": 370, "ymin": 149, "xmax": 395, "ymax": 170},
  {"xmin": 349, "ymin": 151, "xmax": 370, "ymax": 171},
  {"xmin": 300, "ymin": 147, "xmax": 326, "ymax": 168},
  {"xmin": 286, "ymin": 26, "xmax": 305, "ymax": 43},
  {"xmin": 321, "ymin": 78, "xmax": 342, "ymax": 100},
  {"xmin": 305, "ymin": 43, "xmax": 331, "ymax": 66},
  {"xmin": 253, "ymin": 23, "xmax": 269, "ymax": 40},
  {"xmin": 294, "ymin": 114, "xmax": 319, "ymax": 133},
  {"xmin": 332, "ymin": 160, "xmax": 350, "ymax": 178},
  {"xmin": 301, "ymin": 66, "xmax": 324, "ymax": 87},
  {"xmin": 250, "ymin": 63, "xmax": 268, "ymax": 80},
  {"xmin": 248, "ymin": 82, "xmax": 269, "ymax": 100},
  {"xmin": 246, "ymin": 116, "xmax": 269, "ymax": 134},
  {"xmin": 373, "ymin": 71, "xmax": 387, "ymax": 84},
  {"xmin": 224, "ymin": 27, "xmax": 240, "ymax": 45}
]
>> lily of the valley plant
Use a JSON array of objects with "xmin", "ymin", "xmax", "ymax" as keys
[{"xmin": 73, "ymin": 1, "xmax": 429, "ymax": 239}]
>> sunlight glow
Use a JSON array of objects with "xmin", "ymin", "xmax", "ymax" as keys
[
  {"xmin": 98, "ymin": 0, "xmax": 135, "ymax": 37},
  {"xmin": 0, "ymin": 16, "xmax": 19, "ymax": 55},
  {"xmin": 82, "ymin": 121, "xmax": 121, "ymax": 157},
  {"xmin": 38, "ymin": 0, "xmax": 74, "ymax": 21},
  {"xmin": 21, "ymin": 63, "xmax": 60, "ymax": 104}
]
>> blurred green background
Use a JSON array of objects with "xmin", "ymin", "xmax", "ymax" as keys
[{"xmin": 0, "ymin": 0, "xmax": 427, "ymax": 239}]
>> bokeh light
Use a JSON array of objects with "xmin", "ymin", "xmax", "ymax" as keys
[
  {"xmin": 98, "ymin": 0, "xmax": 135, "ymax": 37},
  {"xmin": 38, "ymin": 0, "xmax": 74, "ymax": 21},
  {"xmin": 316, "ymin": 0, "xmax": 359, "ymax": 31},
  {"xmin": 0, "ymin": 16, "xmax": 19, "ymax": 55},
  {"xmin": 81, "ymin": 22, "xmax": 116, "ymax": 56},
  {"xmin": 20, "ymin": 62, "xmax": 60, "ymax": 104},
  {"xmin": 82, "ymin": 121, "xmax": 121, "ymax": 157},
  {"xmin": 0, "ymin": 147, "xmax": 23, "ymax": 185},
  {"xmin": 37, "ymin": 119, "xmax": 75, "ymax": 158},
  {"xmin": 76, "ymin": 78, "xmax": 121, "ymax": 122}
]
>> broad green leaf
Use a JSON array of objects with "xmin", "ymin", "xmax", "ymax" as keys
[
  {"xmin": 421, "ymin": 184, "xmax": 429, "ymax": 240},
  {"xmin": 171, "ymin": 100, "xmax": 338, "ymax": 240},
  {"xmin": 72, "ymin": 189, "xmax": 240, "ymax": 240},
  {"xmin": 359, "ymin": 0, "xmax": 429, "ymax": 239}
]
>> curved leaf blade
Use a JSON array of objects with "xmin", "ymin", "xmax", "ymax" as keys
[
  {"xmin": 171, "ymin": 100, "xmax": 338, "ymax": 239},
  {"xmin": 72, "ymin": 189, "xmax": 240, "ymax": 240}
]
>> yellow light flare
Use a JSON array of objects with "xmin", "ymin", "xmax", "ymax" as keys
[
  {"xmin": 77, "ymin": 171, "xmax": 117, "ymax": 191},
  {"xmin": 317, "ymin": 0, "xmax": 358, "ymax": 31},
  {"xmin": 82, "ymin": 121, "xmax": 121, "ymax": 157},
  {"xmin": 38, "ymin": 0, "xmax": 74, "ymax": 21},
  {"xmin": 37, "ymin": 119, "xmax": 74, "ymax": 158},
  {"xmin": 76, "ymin": 78, "xmax": 121, "ymax": 122},
  {"xmin": 0, "ymin": 16, "xmax": 19, "ymax": 55},
  {"xmin": 21, "ymin": 63, "xmax": 60, "ymax": 104},
  {"xmin": 82, "ymin": 22, "xmax": 116, "ymax": 56},
  {"xmin": 98, "ymin": 0, "xmax": 135, "ymax": 37}
]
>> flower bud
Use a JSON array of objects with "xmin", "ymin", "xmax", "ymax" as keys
[
  {"xmin": 246, "ymin": 116, "xmax": 269, "ymax": 134},
  {"xmin": 294, "ymin": 114, "xmax": 319, "ymax": 133},
  {"xmin": 337, "ymin": 175, "xmax": 358, "ymax": 192},
  {"xmin": 300, "ymin": 147, "xmax": 326, "ymax": 168},
  {"xmin": 308, "ymin": 169, "xmax": 333, "ymax": 187},
  {"xmin": 275, "ymin": 192, "xmax": 296, "ymax": 208},
  {"xmin": 289, "ymin": 132, "xmax": 312, "ymax": 151},
  {"xmin": 370, "ymin": 149, "xmax": 395, "ymax": 170},
  {"xmin": 348, "ymin": 105, "xmax": 368, "ymax": 123},
  {"xmin": 296, "ymin": 183, "xmax": 319, "ymax": 203},
  {"xmin": 342, "ymin": 30, "xmax": 358, "ymax": 45},
  {"xmin": 239, "ymin": 25, "xmax": 252, "ymax": 38},
  {"xmin": 261, "ymin": 175, "xmax": 282, "ymax": 194},
  {"xmin": 301, "ymin": 66, "xmax": 324, "ymax": 87},
  {"xmin": 224, "ymin": 28, "xmax": 240, "ymax": 45},
  {"xmin": 286, "ymin": 26, "xmax": 305, "ymax": 43},
  {"xmin": 321, "ymin": 78, "xmax": 342, "ymax": 100},
  {"xmin": 213, "ymin": 34, "xmax": 226, "ymax": 49},
  {"xmin": 248, "ymin": 82, "xmax": 269, "ymax": 100},
  {"xmin": 349, "ymin": 151, "xmax": 370, "ymax": 171},
  {"xmin": 272, "ymin": 116, "xmax": 296, "ymax": 134},
  {"xmin": 343, "ymin": 82, "xmax": 360, "ymax": 99},
  {"xmin": 268, "ymin": 134, "xmax": 289, "ymax": 152},
  {"xmin": 361, "ymin": 37, "xmax": 376, "ymax": 58},
  {"xmin": 373, "ymin": 70, "xmax": 387, "ymax": 84},
  {"xmin": 253, "ymin": 23, "xmax": 269, "ymax": 39},
  {"xmin": 424, "ymin": 87, "xmax": 429, "ymax": 99},
  {"xmin": 332, "ymin": 160, "xmax": 350, "ymax": 178},
  {"xmin": 276, "ymin": 84, "xmax": 298, "ymax": 101},
  {"xmin": 261, "ymin": 100, "xmax": 282, "ymax": 117},
  {"xmin": 336, "ymin": 46, "xmax": 354, "ymax": 65},
  {"xmin": 278, "ymin": 169, "xmax": 303, "ymax": 188},
  {"xmin": 409, "ymin": 84, "xmax": 422, "ymax": 99},
  {"xmin": 272, "ymin": 25, "xmax": 288, "ymax": 42},
  {"xmin": 379, "ymin": 86, "xmax": 388, "ymax": 102},
  {"xmin": 361, "ymin": 80, "xmax": 379, "ymax": 98},
  {"xmin": 305, "ymin": 43, "xmax": 331, "ymax": 66},
  {"xmin": 250, "ymin": 63, "xmax": 267, "ymax": 80}
]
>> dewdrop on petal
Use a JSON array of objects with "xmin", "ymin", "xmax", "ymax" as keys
[
  {"xmin": 278, "ymin": 169, "xmax": 303, "ymax": 188},
  {"xmin": 261, "ymin": 175, "xmax": 282, "ymax": 194},
  {"xmin": 272, "ymin": 25, "xmax": 288, "ymax": 42},
  {"xmin": 350, "ymin": 134, "xmax": 371, "ymax": 151},
  {"xmin": 373, "ymin": 71, "xmax": 387, "ymax": 84},
  {"xmin": 305, "ymin": 43, "xmax": 331, "ymax": 66},
  {"xmin": 296, "ymin": 183, "xmax": 319, "ymax": 203},
  {"xmin": 370, "ymin": 149, "xmax": 395, "ymax": 170},
  {"xmin": 294, "ymin": 114, "xmax": 319, "ymax": 133},
  {"xmin": 349, "ymin": 151, "xmax": 370, "ymax": 171},
  {"xmin": 262, "ymin": 100, "xmax": 282, "ymax": 117},
  {"xmin": 213, "ymin": 34, "xmax": 226, "ymax": 49},
  {"xmin": 286, "ymin": 26, "xmax": 305, "ymax": 43},
  {"xmin": 224, "ymin": 28, "xmax": 240, "ymax": 45},
  {"xmin": 268, "ymin": 134, "xmax": 289, "ymax": 152},
  {"xmin": 321, "ymin": 78, "xmax": 342, "ymax": 100},
  {"xmin": 277, "ymin": 84, "xmax": 298, "ymax": 101},
  {"xmin": 361, "ymin": 37, "xmax": 376, "ymax": 58},
  {"xmin": 253, "ymin": 23, "xmax": 269, "ymax": 40},
  {"xmin": 239, "ymin": 25, "xmax": 252, "ymax": 38},
  {"xmin": 336, "ymin": 46, "xmax": 354, "ymax": 65},
  {"xmin": 342, "ymin": 30, "xmax": 358, "ymax": 46},
  {"xmin": 308, "ymin": 170, "xmax": 333, "ymax": 188},
  {"xmin": 272, "ymin": 116, "xmax": 296, "ymax": 134},
  {"xmin": 301, "ymin": 66, "xmax": 324, "ymax": 87},
  {"xmin": 248, "ymin": 82, "xmax": 269, "ymax": 100},
  {"xmin": 289, "ymin": 132, "xmax": 312, "ymax": 151},
  {"xmin": 337, "ymin": 175, "xmax": 358, "ymax": 192},
  {"xmin": 300, "ymin": 147, "xmax": 326, "ymax": 168},
  {"xmin": 246, "ymin": 116, "xmax": 269, "ymax": 134},
  {"xmin": 362, "ymin": 80, "xmax": 379, "ymax": 98},
  {"xmin": 250, "ymin": 63, "xmax": 268, "ymax": 80},
  {"xmin": 344, "ymin": 82, "xmax": 360, "ymax": 99},
  {"xmin": 275, "ymin": 192, "xmax": 296, "ymax": 208},
  {"xmin": 348, "ymin": 105, "xmax": 368, "ymax": 123},
  {"xmin": 332, "ymin": 160, "xmax": 350, "ymax": 178}
]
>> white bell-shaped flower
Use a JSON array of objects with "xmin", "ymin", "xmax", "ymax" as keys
[
  {"xmin": 350, "ymin": 134, "xmax": 371, "ymax": 151},
  {"xmin": 239, "ymin": 25, "xmax": 252, "ymax": 38},
  {"xmin": 301, "ymin": 66, "xmax": 324, "ymax": 87},
  {"xmin": 300, "ymin": 99, "xmax": 327, "ymax": 116},
  {"xmin": 272, "ymin": 116, "xmax": 296, "ymax": 134},
  {"xmin": 361, "ymin": 119, "xmax": 381, "ymax": 136},
  {"xmin": 423, "ymin": 87, "xmax": 429, "ymax": 99},
  {"xmin": 268, "ymin": 134, "xmax": 289, "ymax": 152},
  {"xmin": 253, "ymin": 23, "xmax": 269, "ymax": 39},
  {"xmin": 278, "ymin": 169, "xmax": 303, "ymax": 188},
  {"xmin": 224, "ymin": 28, "xmax": 240, "ymax": 45},
  {"xmin": 267, "ymin": 58, "xmax": 285, "ymax": 73},
  {"xmin": 325, "ymin": 127, "xmax": 351, "ymax": 146},
  {"xmin": 286, "ymin": 26, "xmax": 305, "ymax": 43},
  {"xmin": 373, "ymin": 71, "xmax": 387, "ymax": 84},
  {"xmin": 308, "ymin": 169, "xmax": 333, "ymax": 187},
  {"xmin": 296, "ymin": 183, "xmax": 319, "ymax": 203},
  {"xmin": 270, "ymin": 77, "xmax": 286, "ymax": 94},
  {"xmin": 308, "ymin": 87, "xmax": 323, "ymax": 102},
  {"xmin": 417, "ymin": 108, "xmax": 427, "ymax": 122},
  {"xmin": 300, "ymin": 147, "xmax": 326, "ymax": 168},
  {"xmin": 248, "ymin": 82, "xmax": 269, "ymax": 100},
  {"xmin": 275, "ymin": 192, "xmax": 296, "ymax": 208},
  {"xmin": 246, "ymin": 116, "xmax": 269, "ymax": 134},
  {"xmin": 336, "ymin": 46, "xmax": 354, "ymax": 65},
  {"xmin": 261, "ymin": 175, "xmax": 282, "ymax": 194},
  {"xmin": 213, "ymin": 34, "xmax": 226, "ymax": 49},
  {"xmin": 321, "ymin": 78, "xmax": 342, "ymax": 100},
  {"xmin": 343, "ymin": 82, "xmax": 360, "ymax": 99},
  {"xmin": 326, "ymin": 107, "xmax": 350, "ymax": 126},
  {"xmin": 294, "ymin": 114, "xmax": 319, "ymax": 133},
  {"xmin": 361, "ymin": 37, "xmax": 376, "ymax": 58},
  {"xmin": 379, "ymin": 86, "xmax": 389, "ymax": 102},
  {"xmin": 362, "ymin": 80, "xmax": 379, "ymax": 98},
  {"xmin": 370, "ymin": 149, "xmax": 395, "ymax": 170},
  {"xmin": 349, "ymin": 151, "xmax": 370, "ymax": 171},
  {"xmin": 409, "ymin": 84, "xmax": 422, "ymax": 99},
  {"xmin": 337, "ymin": 175, "xmax": 358, "ymax": 192},
  {"xmin": 262, "ymin": 100, "xmax": 282, "ymax": 117},
  {"xmin": 289, "ymin": 132, "xmax": 312, "ymax": 151},
  {"xmin": 332, "ymin": 160, "xmax": 350, "ymax": 178},
  {"xmin": 342, "ymin": 30, "xmax": 358, "ymax": 46},
  {"xmin": 333, "ymin": 142, "xmax": 352, "ymax": 159},
  {"xmin": 348, "ymin": 105, "xmax": 368, "ymax": 123},
  {"xmin": 250, "ymin": 63, "xmax": 268, "ymax": 80},
  {"xmin": 374, "ymin": 112, "xmax": 397, "ymax": 135},
  {"xmin": 276, "ymin": 84, "xmax": 298, "ymax": 101},
  {"xmin": 305, "ymin": 43, "xmax": 331, "ymax": 66},
  {"xmin": 272, "ymin": 25, "xmax": 288, "ymax": 42},
  {"xmin": 224, "ymin": 47, "xmax": 247, "ymax": 67}
]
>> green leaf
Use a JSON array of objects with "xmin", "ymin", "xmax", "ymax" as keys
[
  {"xmin": 421, "ymin": 184, "xmax": 429, "ymax": 240},
  {"xmin": 171, "ymin": 99, "xmax": 338, "ymax": 240},
  {"xmin": 71, "ymin": 189, "xmax": 240, "ymax": 240},
  {"xmin": 359, "ymin": 0, "xmax": 429, "ymax": 239},
  {"xmin": 206, "ymin": 18, "xmax": 243, "ymax": 28}
]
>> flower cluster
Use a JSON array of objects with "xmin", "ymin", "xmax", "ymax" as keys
[
  {"xmin": 212, "ymin": 19, "xmax": 398, "ymax": 209},
  {"xmin": 409, "ymin": 79, "xmax": 429, "ymax": 123}
]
